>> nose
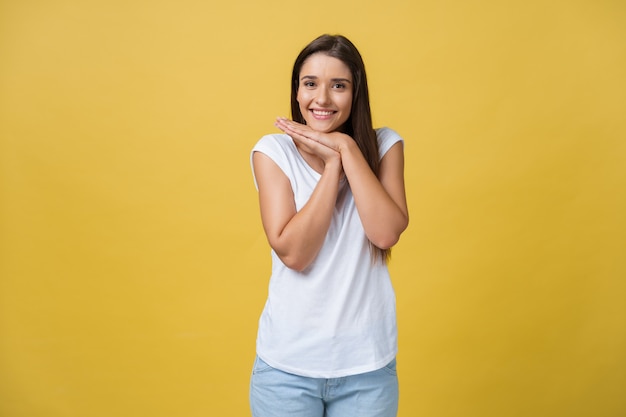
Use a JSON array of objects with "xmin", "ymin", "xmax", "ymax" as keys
[{"xmin": 315, "ymin": 87, "xmax": 331, "ymax": 106}]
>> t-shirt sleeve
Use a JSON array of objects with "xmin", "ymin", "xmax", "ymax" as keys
[
  {"xmin": 376, "ymin": 127, "xmax": 404, "ymax": 160},
  {"xmin": 250, "ymin": 134, "xmax": 291, "ymax": 190}
]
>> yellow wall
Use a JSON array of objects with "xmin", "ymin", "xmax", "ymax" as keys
[{"xmin": 1, "ymin": 1, "xmax": 624, "ymax": 416}]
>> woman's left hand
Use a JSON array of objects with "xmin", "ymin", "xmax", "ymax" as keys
[{"xmin": 274, "ymin": 117, "xmax": 351, "ymax": 154}]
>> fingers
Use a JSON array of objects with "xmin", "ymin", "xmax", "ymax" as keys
[
  {"xmin": 275, "ymin": 118, "xmax": 321, "ymax": 149},
  {"xmin": 274, "ymin": 118, "xmax": 341, "ymax": 164},
  {"xmin": 275, "ymin": 117, "xmax": 314, "ymax": 140},
  {"xmin": 273, "ymin": 117, "xmax": 349, "ymax": 154}
]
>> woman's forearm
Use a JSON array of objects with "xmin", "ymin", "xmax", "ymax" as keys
[
  {"xmin": 256, "ymin": 153, "xmax": 343, "ymax": 271},
  {"xmin": 339, "ymin": 140, "xmax": 409, "ymax": 249}
]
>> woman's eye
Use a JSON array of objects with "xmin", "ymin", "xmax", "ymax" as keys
[
  {"xmin": 333, "ymin": 83, "xmax": 346, "ymax": 89},
  {"xmin": 304, "ymin": 81, "xmax": 316, "ymax": 88}
]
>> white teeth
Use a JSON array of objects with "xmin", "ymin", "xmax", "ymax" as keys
[{"xmin": 312, "ymin": 110, "xmax": 334, "ymax": 116}]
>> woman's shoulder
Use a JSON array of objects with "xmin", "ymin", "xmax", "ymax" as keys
[
  {"xmin": 254, "ymin": 133, "xmax": 293, "ymax": 149},
  {"xmin": 374, "ymin": 127, "xmax": 404, "ymax": 157},
  {"xmin": 250, "ymin": 134, "xmax": 298, "ymax": 187},
  {"xmin": 375, "ymin": 126, "xmax": 402, "ymax": 141},
  {"xmin": 251, "ymin": 133, "xmax": 301, "ymax": 169}
]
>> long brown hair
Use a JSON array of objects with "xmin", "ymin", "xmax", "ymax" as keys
[{"xmin": 290, "ymin": 34, "xmax": 389, "ymax": 263}]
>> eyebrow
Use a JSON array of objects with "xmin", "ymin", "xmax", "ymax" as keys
[{"xmin": 300, "ymin": 75, "xmax": 352, "ymax": 83}]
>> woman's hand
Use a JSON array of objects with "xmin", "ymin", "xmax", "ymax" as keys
[{"xmin": 274, "ymin": 117, "xmax": 349, "ymax": 164}]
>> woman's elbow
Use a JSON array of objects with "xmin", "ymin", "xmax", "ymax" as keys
[
  {"xmin": 269, "ymin": 236, "xmax": 319, "ymax": 272},
  {"xmin": 273, "ymin": 248, "xmax": 313, "ymax": 272},
  {"xmin": 371, "ymin": 219, "xmax": 408, "ymax": 250},
  {"xmin": 372, "ymin": 234, "xmax": 401, "ymax": 250}
]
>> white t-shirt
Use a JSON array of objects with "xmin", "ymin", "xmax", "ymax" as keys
[{"xmin": 250, "ymin": 127, "xmax": 403, "ymax": 378}]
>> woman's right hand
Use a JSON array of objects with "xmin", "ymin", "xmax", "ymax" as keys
[{"xmin": 274, "ymin": 117, "xmax": 342, "ymax": 167}]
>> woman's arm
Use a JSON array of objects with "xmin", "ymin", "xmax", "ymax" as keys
[
  {"xmin": 252, "ymin": 146, "xmax": 343, "ymax": 272},
  {"xmin": 275, "ymin": 118, "xmax": 409, "ymax": 250},
  {"xmin": 339, "ymin": 139, "xmax": 409, "ymax": 249}
]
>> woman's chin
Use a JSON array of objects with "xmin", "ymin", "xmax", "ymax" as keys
[{"xmin": 305, "ymin": 120, "xmax": 344, "ymax": 134}]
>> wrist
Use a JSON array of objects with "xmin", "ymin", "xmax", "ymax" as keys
[
  {"xmin": 337, "ymin": 134, "xmax": 358, "ymax": 156},
  {"xmin": 323, "ymin": 156, "xmax": 342, "ymax": 174}
]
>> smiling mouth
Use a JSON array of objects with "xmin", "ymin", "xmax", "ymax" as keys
[{"xmin": 310, "ymin": 109, "xmax": 336, "ymax": 119}]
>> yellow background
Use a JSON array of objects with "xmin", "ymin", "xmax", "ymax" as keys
[{"xmin": 1, "ymin": 0, "xmax": 624, "ymax": 416}]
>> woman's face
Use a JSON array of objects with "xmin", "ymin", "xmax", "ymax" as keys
[{"xmin": 296, "ymin": 53, "xmax": 353, "ymax": 133}]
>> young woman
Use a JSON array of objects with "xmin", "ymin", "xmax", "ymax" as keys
[{"xmin": 249, "ymin": 34, "xmax": 409, "ymax": 417}]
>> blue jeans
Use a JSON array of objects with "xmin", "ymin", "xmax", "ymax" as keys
[{"xmin": 250, "ymin": 356, "xmax": 399, "ymax": 417}]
